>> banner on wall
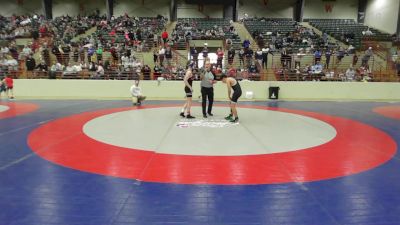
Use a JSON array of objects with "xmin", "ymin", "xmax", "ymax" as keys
[{"xmin": 325, "ymin": 4, "xmax": 333, "ymax": 13}]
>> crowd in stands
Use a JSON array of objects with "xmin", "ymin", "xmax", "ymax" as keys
[
  {"xmin": 0, "ymin": 12, "xmax": 169, "ymax": 80},
  {"xmin": 0, "ymin": 12, "xmax": 398, "ymax": 82}
]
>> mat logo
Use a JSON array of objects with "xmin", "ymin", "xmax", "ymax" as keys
[{"xmin": 176, "ymin": 119, "xmax": 239, "ymax": 128}]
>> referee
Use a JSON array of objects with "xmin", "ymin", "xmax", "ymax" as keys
[{"xmin": 201, "ymin": 62, "xmax": 215, "ymax": 118}]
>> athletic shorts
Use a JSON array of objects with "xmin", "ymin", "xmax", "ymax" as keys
[
  {"xmin": 0, "ymin": 85, "xmax": 5, "ymax": 92},
  {"xmin": 184, "ymin": 87, "xmax": 192, "ymax": 98},
  {"xmin": 6, "ymin": 86, "xmax": 13, "ymax": 90},
  {"xmin": 231, "ymin": 90, "xmax": 242, "ymax": 103}
]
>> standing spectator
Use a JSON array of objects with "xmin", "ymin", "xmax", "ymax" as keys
[
  {"xmin": 191, "ymin": 46, "xmax": 199, "ymax": 68},
  {"xmin": 202, "ymin": 44, "xmax": 209, "ymax": 65},
  {"xmin": 238, "ymin": 48, "xmax": 244, "ymax": 68},
  {"xmin": 161, "ymin": 29, "xmax": 168, "ymax": 46},
  {"xmin": 96, "ymin": 46, "xmax": 103, "ymax": 63},
  {"xmin": 336, "ymin": 47, "xmax": 345, "ymax": 64},
  {"xmin": 216, "ymin": 48, "xmax": 224, "ymax": 68},
  {"xmin": 261, "ymin": 46, "xmax": 273, "ymax": 69},
  {"xmin": 165, "ymin": 46, "xmax": 173, "ymax": 66},
  {"xmin": 255, "ymin": 48, "xmax": 263, "ymax": 69},
  {"xmin": 201, "ymin": 62, "xmax": 215, "ymax": 118},
  {"xmin": 352, "ymin": 54, "xmax": 359, "ymax": 67},
  {"xmin": 243, "ymin": 38, "xmax": 250, "ymax": 49},
  {"xmin": 314, "ymin": 49, "xmax": 322, "ymax": 64},
  {"xmin": 21, "ymin": 45, "xmax": 32, "ymax": 59},
  {"xmin": 227, "ymin": 47, "xmax": 235, "ymax": 65},
  {"xmin": 281, "ymin": 48, "xmax": 290, "ymax": 68},
  {"xmin": 294, "ymin": 49, "xmax": 304, "ymax": 69},
  {"xmin": 158, "ymin": 46, "xmax": 165, "ymax": 66},
  {"xmin": 362, "ymin": 47, "xmax": 373, "ymax": 67},
  {"xmin": 3, "ymin": 75, "xmax": 14, "ymax": 99},
  {"xmin": 153, "ymin": 48, "xmax": 158, "ymax": 64},
  {"xmin": 245, "ymin": 48, "xmax": 253, "ymax": 68},
  {"xmin": 325, "ymin": 49, "xmax": 332, "ymax": 69},
  {"xmin": 25, "ymin": 55, "xmax": 36, "ymax": 78},
  {"xmin": 87, "ymin": 46, "xmax": 95, "ymax": 63}
]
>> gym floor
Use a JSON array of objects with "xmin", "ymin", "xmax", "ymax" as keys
[{"xmin": 0, "ymin": 99, "xmax": 399, "ymax": 225}]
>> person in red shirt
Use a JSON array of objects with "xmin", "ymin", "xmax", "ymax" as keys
[
  {"xmin": 3, "ymin": 75, "xmax": 14, "ymax": 99},
  {"xmin": 161, "ymin": 29, "xmax": 168, "ymax": 46}
]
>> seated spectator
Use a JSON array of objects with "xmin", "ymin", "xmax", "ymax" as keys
[
  {"xmin": 312, "ymin": 62, "xmax": 323, "ymax": 74},
  {"xmin": 249, "ymin": 63, "xmax": 258, "ymax": 74},
  {"xmin": 25, "ymin": 55, "xmax": 36, "ymax": 72},
  {"xmin": 345, "ymin": 66, "xmax": 356, "ymax": 81},
  {"xmin": 227, "ymin": 65, "xmax": 237, "ymax": 78},
  {"xmin": 92, "ymin": 62, "xmax": 104, "ymax": 79},
  {"xmin": 63, "ymin": 63, "xmax": 75, "ymax": 76},
  {"xmin": 142, "ymin": 65, "xmax": 151, "ymax": 80}
]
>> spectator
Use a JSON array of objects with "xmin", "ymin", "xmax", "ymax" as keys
[
  {"xmin": 202, "ymin": 44, "xmax": 209, "ymax": 63},
  {"xmin": 362, "ymin": 47, "xmax": 373, "ymax": 67},
  {"xmin": 261, "ymin": 46, "xmax": 273, "ymax": 69},
  {"xmin": 352, "ymin": 54, "xmax": 359, "ymax": 67},
  {"xmin": 227, "ymin": 47, "xmax": 235, "ymax": 65},
  {"xmin": 217, "ymin": 48, "xmax": 224, "ymax": 68},
  {"xmin": 158, "ymin": 46, "xmax": 165, "ymax": 66},
  {"xmin": 165, "ymin": 46, "xmax": 173, "ymax": 66},
  {"xmin": 161, "ymin": 29, "xmax": 168, "ymax": 45},
  {"xmin": 2, "ymin": 75, "xmax": 14, "ymax": 99},
  {"xmin": 238, "ymin": 48, "xmax": 245, "ymax": 68},
  {"xmin": 191, "ymin": 46, "xmax": 199, "ymax": 68},
  {"xmin": 345, "ymin": 66, "xmax": 356, "ymax": 81},
  {"xmin": 325, "ymin": 49, "xmax": 332, "ymax": 69},
  {"xmin": 243, "ymin": 38, "xmax": 250, "ymax": 49},
  {"xmin": 314, "ymin": 49, "xmax": 322, "ymax": 64},
  {"xmin": 25, "ymin": 55, "xmax": 36, "ymax": 76},
  {"xmin": 130, "ymin": 79, "xmax": 146, "ymax": 105}
]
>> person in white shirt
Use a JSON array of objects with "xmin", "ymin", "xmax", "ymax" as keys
[
  {"xmin": 130, "ymin": 79, "xmax": 146, "ymax": 105},
  {"xmin": 345, "ymin": 66, "xmax": 356, "ymax": 81}
]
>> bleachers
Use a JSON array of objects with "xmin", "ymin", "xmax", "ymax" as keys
[
  {"xmin": 307, "ymin": 19, "xmax": 392, "ymax": 49},
  {"xmin": 92, "ymin": 16, "xmax": 166, "ymax": 52},
  {"xmin": 173, "ymin": 18, "xmax": 242, "ymax": 50},
  {"xmin": 243, "ymin": 18, "xmax": 330, "ymax": 52}
]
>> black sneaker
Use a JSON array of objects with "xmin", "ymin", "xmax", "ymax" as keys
[
  {"xmin": 203, "ymin": 114, "xmax": 207, "ymax": 118},
  {"xmin": 207, "ymin": 113, "xmax": 213, "ymax": 116},
  {"xmin": 180, "ymin": 112, "xmax": 185, "ymax": 118},
  {"xmin": 186, "ymin": 115, "xmax": 195, "ymax": 119},
  {"xmin": 229, "ymin": 117, "xmax": 239, "ymax": 123}
]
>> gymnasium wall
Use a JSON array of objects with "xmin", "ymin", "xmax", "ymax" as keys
[
  {"xmin": 364, "ymin": 0, "xmax": 400, "ymax": 34},
  {"xmin": 303, "ymin": 0, "xmax": 358, "ymax": 20},
  {"xmin": 113, "ymin": 0, "xmax": 169, "ymax": 18},
  {"xmin": 52, "ymin": 0, "xmax": 106, "ymax": 17},
  {"xmin": 177, "ymin": 2, "xmax": 224, "ymax": 18},
  {"xmin": 238, "ymin": 0, "xmax": 295, "ymax": 19},
  {"xmin": 0, "ymin": 0, "xmax": 43, "ymax": 16},
  {"xmin": 13, "ymin": 80, "xmax": 400, "ymax": 101}
]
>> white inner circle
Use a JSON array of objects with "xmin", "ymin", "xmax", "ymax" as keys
[
  {"xmin": 83, "ymin": 107, "xmax": 337, "ymax": 156},
  {"xmin": 0, "ymin": 105, "xmax": 10, "ymax": 113}
]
